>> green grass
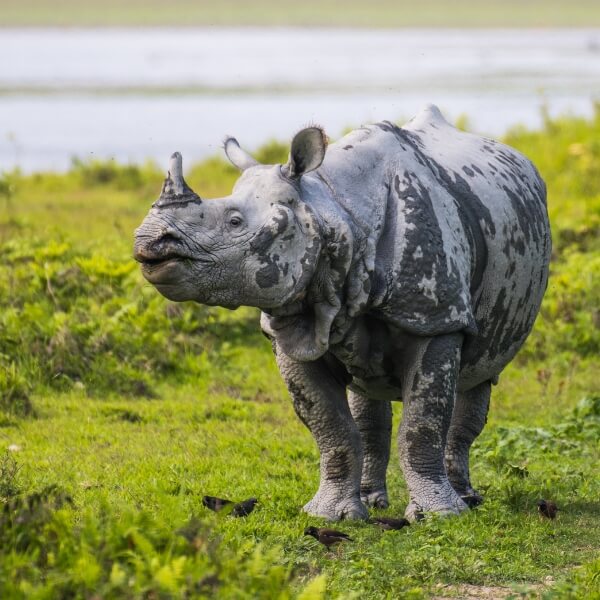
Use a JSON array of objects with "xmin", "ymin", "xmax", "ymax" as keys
[
  {"xmin": 0, "ymin": 109, "xmax": 599, "ymax": 598},
  {"xmin": 1, "ymin": 0, "xmax": 600, "ymax": 28}
]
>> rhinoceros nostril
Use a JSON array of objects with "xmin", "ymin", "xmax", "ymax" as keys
[
  {"xmin": 150, "ymin": 233, "xmax": 184, "ymax": 255},
  {"xmin": 158, "ymin": 233, "xmax": 181, "ymax": 245},
  {"xmin": 135, "ymin": 232, "xmax": 187, "ymax": 264}
]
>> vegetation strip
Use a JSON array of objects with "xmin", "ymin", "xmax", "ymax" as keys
[{"xmin": 1, "ymin": 0, "xmax": 600, "ymax": 28}]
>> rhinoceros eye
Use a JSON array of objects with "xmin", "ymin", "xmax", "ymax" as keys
[{"xmin": 229, "ymin": 216, "xmax": 242, "ymax": 227}]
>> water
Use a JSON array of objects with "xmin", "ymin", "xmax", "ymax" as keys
[{"xmin": 1, "ymin": 28, "xmax": 599, "ymax": 173}]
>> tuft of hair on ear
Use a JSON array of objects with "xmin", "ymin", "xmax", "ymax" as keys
[{"xmin": 297, "ymin": 122, "xmax": 329, "ymax": 149}]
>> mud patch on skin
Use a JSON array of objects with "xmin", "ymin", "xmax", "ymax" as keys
[
  {"xmin": 249, "ymin": 207, "xmax": 289, "ymax": 254},
  {"xmin": 255, "ymin": 257, "xmax": 280, "ymax": 288},
  {"xmin": 286, "ymin": 379, "xmax": 314, "ymax": 412},
  {"xmin": 325, "ymin": 448, "xmax": 354, "ymax": 482},
  {"xmin": 404, "ymin": 426, "xmax": 447, "ymax": 483},
  {"xmin": 285, "ymin": 379, "xmax": 315, "ymax": 431},
  {"xmin": 385, "ymin": 170, "xmax": 473, "ymax": 333},
  {"xmin": 400, "ymin": 334, "xmax": 462, "ymax": 494}
]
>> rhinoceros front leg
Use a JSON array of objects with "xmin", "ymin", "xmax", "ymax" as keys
[
  {"xmin": 398, "ymin": 333, "xmax": 468, "ymax": 521},
  {"xmin": 348, "ymin": 390, "xmax": 392, "ymax": 508},
  {"xmin": 445, "ymin": 381, "xmax": 491, "ymax": 506},
  {"xmin": 274, "ymin": 345, "xmax": 368, "ymax": 521}
]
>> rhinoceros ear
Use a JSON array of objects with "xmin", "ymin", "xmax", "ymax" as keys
[
  {"xmin": 286, "ymin": 127, "xmax": 327, "ymax": 179},
  {"xmin": 223, "ymin": 137, "xmax": 259, "ymax": 171}
]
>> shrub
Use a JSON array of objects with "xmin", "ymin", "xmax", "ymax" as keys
[
  {"xmin": 0, "ymin": 489, "xmax": 308, "ymax": 599},
  {"xmin": 0, "ymin": 238, "xmax": 218, "ymax": 400}
]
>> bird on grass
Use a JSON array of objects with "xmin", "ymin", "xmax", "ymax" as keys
[
  {"xmin": 461, "ymin": 494, "xmax": 484, "ymax": 509},
  {"xmin": 537, "ymin": 499, "xmax": 558, "ymax": 519},
  {"xmin": 304, "ymin": 526, "xmax": 353, "ymax": 548},
  {"xmin": 231, "ymin": 497, "xmax": 258, "ymax": 517},
  {"xmin": 367, "ymin": 516, "xmax": 410, "ymax": 531},
  {"xmin": 202, "ymin": 495, "xmax": 258, "ymax": 517},
  {"xmin": 202, "ymin": 495, "xmax": 233, "ymax": 512}
]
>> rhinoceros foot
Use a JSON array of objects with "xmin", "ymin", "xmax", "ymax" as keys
[
  {"xmin": 360, "ymin": 487, "xmax": 389, "ymax": 509},
  {"xmin": 303, "ymin": 490, "xmax": 369, "ymax": 521},
  {"xmin": 404, "ymin": 483, "xmax": 468, "ymax": 522}
]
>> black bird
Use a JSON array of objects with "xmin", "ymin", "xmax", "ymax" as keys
[
  {"xmin": 304, "ymin": 526, "xmax": 353, "ymax": 548},
  {"xmin": 202, "ymin": 495, "xmax": 233, "ymax": 512},
  {"xmin": 537, "ymin": 499, "xmax": 558, "ymax": 519},
  {"xmin": 367, "ymin": 516, "xmax": 410, "ymax": 531},
  {"xmin": 461, "ymin": 494, "xmax": 484, "ymax": 509},
  {"xmin": 231, "ymin": 497, "xmax": 258, "ymax": 517}
]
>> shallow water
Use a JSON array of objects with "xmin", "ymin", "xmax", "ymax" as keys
[{"xmin": 1, "ymin": 27, "xmax": 599, "ymax": 172}]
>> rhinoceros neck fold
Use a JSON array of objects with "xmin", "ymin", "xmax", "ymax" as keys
[
  {"xmin": 261, "ymin": 178, "xmax": 377, "ymax": 362},
  {"xmin": 312, "ymin": 168, "xmax": 381, "ymax": 318}
]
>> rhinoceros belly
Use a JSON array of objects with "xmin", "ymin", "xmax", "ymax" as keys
[{"xmin": 329, "ymin": 316, "xmax": 404, "ymax": 401}]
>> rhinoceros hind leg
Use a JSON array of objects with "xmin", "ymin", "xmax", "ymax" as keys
[
  {"xmin": 398, "ymin": 333, "xmax": 468, "ymax": 521},
  {"xmin": 445, "ymin": 381, "xmax": 491, "ymax": 503},
  {"xmin": 275, "ymin": 345, "xmax": 368, "ymax": 521},
  {"xmin": 348, "ymin": 390, "xmax": 392, "ymax": 509}
]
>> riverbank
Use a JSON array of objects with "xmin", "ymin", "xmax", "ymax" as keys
[{"xmin": 1, "ymin": 0, "xmax": 600, "ymax": 28}]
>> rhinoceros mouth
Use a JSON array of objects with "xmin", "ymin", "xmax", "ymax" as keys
[
  {"xmin": 139, "ymin": 255, "xmax": 178, "ymax": 267},
  {"xmin": 136, "ymin": 252, "xmax": 187, "ymax": 270},
  {"xmin": 139, "ymin": 254, "xmax": 179, "ymax": 269},
  {"xmin": 139, "ymin": 255, "xmax": 191, "ymax": 286}
]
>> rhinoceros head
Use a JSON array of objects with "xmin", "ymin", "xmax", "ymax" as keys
[{"xmin": 134, "ymin": 128, "xmax": 328, "ymax": 312}]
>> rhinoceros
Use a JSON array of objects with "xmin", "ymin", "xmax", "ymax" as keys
[{"xmin": 134, "ymin": 104, "xmax": 551, "ymax": 521}]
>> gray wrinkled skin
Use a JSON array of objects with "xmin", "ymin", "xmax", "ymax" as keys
[{"xmin": 134, "ymin": 105, "xmax": 551, "ymax": 521}]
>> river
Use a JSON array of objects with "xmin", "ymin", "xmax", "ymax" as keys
[{"xmin": 1, "ymin": 27, "xmax": 599, "ymax": 172}]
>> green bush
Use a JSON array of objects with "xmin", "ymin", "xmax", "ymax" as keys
[
  {"xmin": 505, "ymin": 105, "xmax": 600, "ymax": 255},
  {"xmin": 0, "ymin": 484, "xmax": 309, "ymax": 599},
  {"xmin": 0, "ymin": 237, "xmax": 218, "ymax": 398},
  {"xmin": 522, "ymin": 250, "xmax": 600, "ymax": 360},
  {"xmin": 70, "ymin": 158, "xmax": 147, "ymax": 190}
]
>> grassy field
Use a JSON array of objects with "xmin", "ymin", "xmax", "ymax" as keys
[
  {"xmin": 1, "ymin": 0, "xmax": 600, "ymax": 28},
  {"xmin": 0, "ymin": 110, "xmax": 599, "ymax": 598}
]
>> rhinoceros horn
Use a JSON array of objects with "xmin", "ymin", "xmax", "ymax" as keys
[{"xmin": 154, "ymin": 152, "xmax": 202, "ymax": 208}]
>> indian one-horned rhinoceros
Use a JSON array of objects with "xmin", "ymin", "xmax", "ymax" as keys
[{"xmin": 134, "ymin": 104, "xmax": 551, "ymax": 521}]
